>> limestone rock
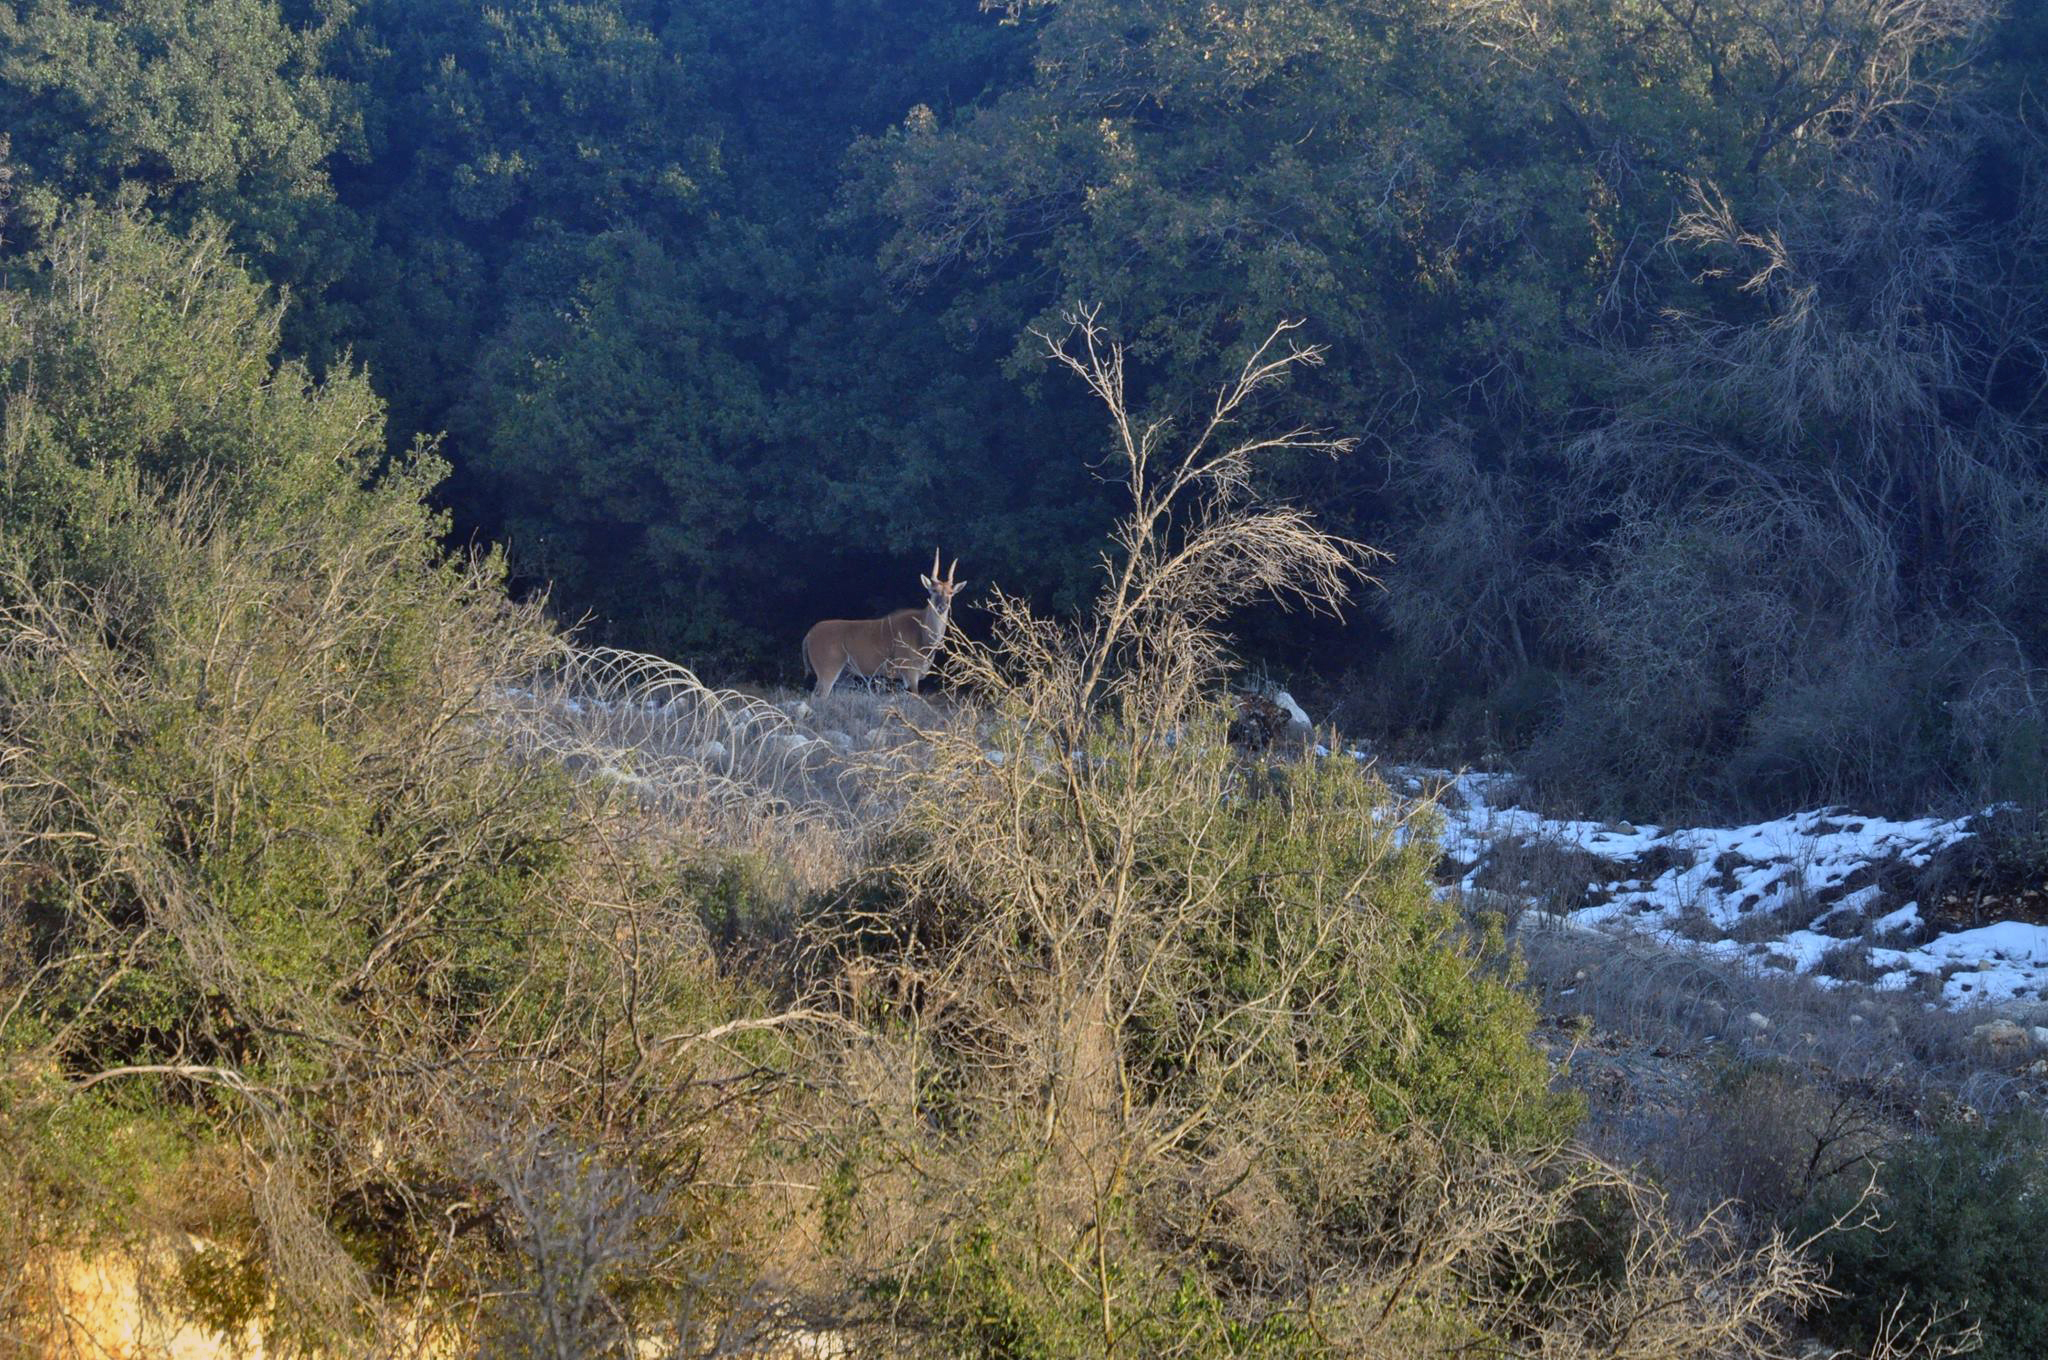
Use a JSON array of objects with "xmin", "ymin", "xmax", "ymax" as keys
[{"xmin": 1971, "ymin": 1018, "xmax": 2030, "ymax": 1060}]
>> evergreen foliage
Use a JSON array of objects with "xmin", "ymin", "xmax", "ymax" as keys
[
  {"xmin": 0, "ymin": 199, "xmax": 383, "ymax": 591},
  {"xmin": 0, "ymin": 0, "xmax": 364, "ymax": 354},
  {"xmin": 0, "ymin": 201, "xmax": 763, "ymax": 1349},
  {"xmin": 5, "ymin": 1, "xmax": 2041, "ymax": 815},
  {"xmin": 1805, "ymin": 1114, "xmax": 2048, "ymax": 1360}
]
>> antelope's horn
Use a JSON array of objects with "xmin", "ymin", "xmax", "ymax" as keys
[
  {"xmin": 931, "ymin": 546, "xmax": 941, "ymax": 579},
  {"xmin": 948, "ymin": 557, "xmax": 958, "ymax": 583}
]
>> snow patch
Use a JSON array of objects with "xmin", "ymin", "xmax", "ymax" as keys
[{"xmin": 1435, "ymin": 773, "xmax": 2025, "ymax": 1010}]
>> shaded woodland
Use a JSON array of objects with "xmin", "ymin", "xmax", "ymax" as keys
[{"xmin": 5, "ymin": 0, "xmax": 2044, "ymax": 812}]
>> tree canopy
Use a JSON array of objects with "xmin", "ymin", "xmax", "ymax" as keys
[{"xmin": 2, "ymin": 0, "xmax": 2043, "ymax": 812}]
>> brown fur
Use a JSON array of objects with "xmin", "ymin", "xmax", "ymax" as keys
[{"xmin": 803, "ymin": 551, "xmax": 962, "ymax": 700}]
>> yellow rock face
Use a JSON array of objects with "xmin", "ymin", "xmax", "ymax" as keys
[{"xmin": 32, "ymin": 1239, "xmax": 263, "ymax": 1360}]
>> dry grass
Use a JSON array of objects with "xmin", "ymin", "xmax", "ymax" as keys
[
  {"xmin": 1519, "ymin": 920, "xmax": 2035, "ymax": 1104},
  {"xmin": 1511, "ymin": 913, "xmax": 2048, "ymax": 1234}
]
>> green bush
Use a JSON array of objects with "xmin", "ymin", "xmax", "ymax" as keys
[
  {"xmin": 1159, "ymin": 750, "xmax": 1579, "ymax": 1152},
  {"xmin": 1802, "ymin": 1113, "xmax": 2048, "ymax": 1360},
  {"xmin": 0, "ymin": 200, "xmax": 388, "ymax": 598},
  {"xmin": 857, "ymin": 730, "xmax": 1576, "ymax": 1356},
  {"xmin": 890, "ymin": 1209, "xmax": 1328, "ymax": 1360},
  {"xmin": 805, "ymin": 316, "xmax": 1591, "ymax": 1356},
  {"xmin": 0, "ymin": 198, "xmax": 770, "ymax": 1350}
]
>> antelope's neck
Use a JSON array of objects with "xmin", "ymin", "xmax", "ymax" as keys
[{"xmin": 922, "ymin": 604, "xmax": 950, "ymax": 646}]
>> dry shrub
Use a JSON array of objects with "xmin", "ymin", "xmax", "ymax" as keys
[
  {"xmin": 1514, "ymin": 921, "xmax": 2036, "ymax": 1129},
  {"xmin": 0, "ymin": 198, "xmax": 842, "ymax": 1355},
  {"xmin": 1676, "ymin": 1061, "xmax": 1891, "ymax": 1225},
  {"xmin": 785, "ymin": 310, "xmax": 1883, "ymax": 1356},
  {"xmin": 0, "ymin": 481, "xmax": 802, "ymax": 1355},
  {"xmin": 1468, "ymin": 835, "xmax": 1615, "ymax": 920},
  {"xmin": 1431, "ymin": 85, "xmax": 2048, "ymax": 819}
]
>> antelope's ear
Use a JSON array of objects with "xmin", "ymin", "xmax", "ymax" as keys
[{"xmin": 920, "ymin": 574, "xmax": 935, "ymax": 590}]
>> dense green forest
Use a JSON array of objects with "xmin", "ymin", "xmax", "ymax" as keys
[{"xmin": 3, "ymin": 0, "xmax": 2046, "ymax": 813}]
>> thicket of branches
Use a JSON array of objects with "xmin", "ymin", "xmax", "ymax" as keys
[
  {"xmin": 1377, "ymin": 0, "xmax": 2048, "ymax": 814},
  {"xmin": 0, "ymin": 203, "xmax": 809, "ymax": 1358},
  {"xmin": 769, "ymin": 314, "xmax": 1950, "ymax": 1358},
  {"xmin": 2, "ymin": 251, "xmax": 1982, "ymax": 1356}
]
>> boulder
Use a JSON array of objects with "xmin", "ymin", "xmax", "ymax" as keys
[
  {"xmin": 1228, "ymin": 694, "xmax": 1289, "ymax": 751},
  {"xmin": 1971, "ymin": 1018, "xmax": 2031, "ymax": 1060},
  {"xmin": 1271, "ymin": 689, "xmax": 1314, "ymax": 731}
]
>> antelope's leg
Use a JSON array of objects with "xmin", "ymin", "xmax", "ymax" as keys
[{"xmin": 814, "ymin": 661, "xmax": 841, "ymax": 702}]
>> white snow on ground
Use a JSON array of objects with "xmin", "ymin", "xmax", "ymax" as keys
[
  {"xmin": 1429, "ymin": 771, "xmax": 2048, "ymax": 1011},
  {"xmin": 1871, "ymin": 923, "xmax": 2048, "ymax": 1006}
]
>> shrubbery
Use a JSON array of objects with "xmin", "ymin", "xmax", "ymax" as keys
[
  {"xmin": 0, "ymin": 202, "xmax": 775, "ymax": 1352},
  {"xmin": 0, "ymin": 236, "xmax": 1920, "ymax": 1355},
  {"xmin": 786, "ymin": 315, "xmax": 1835, "ymax": 1358},
  {"xmin": 1804, "ymin": 1114, "xmax": 2048, "ymax": 1360}
]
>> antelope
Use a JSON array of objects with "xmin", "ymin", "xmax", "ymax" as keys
[{"xmin": 802, "ymin": 550, "xmax": 962, "ymax": 701}]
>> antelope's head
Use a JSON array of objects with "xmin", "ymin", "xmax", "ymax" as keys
[{"xmin": 919, "ymin": 548, "xmax": 963, "ymax": 625}]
